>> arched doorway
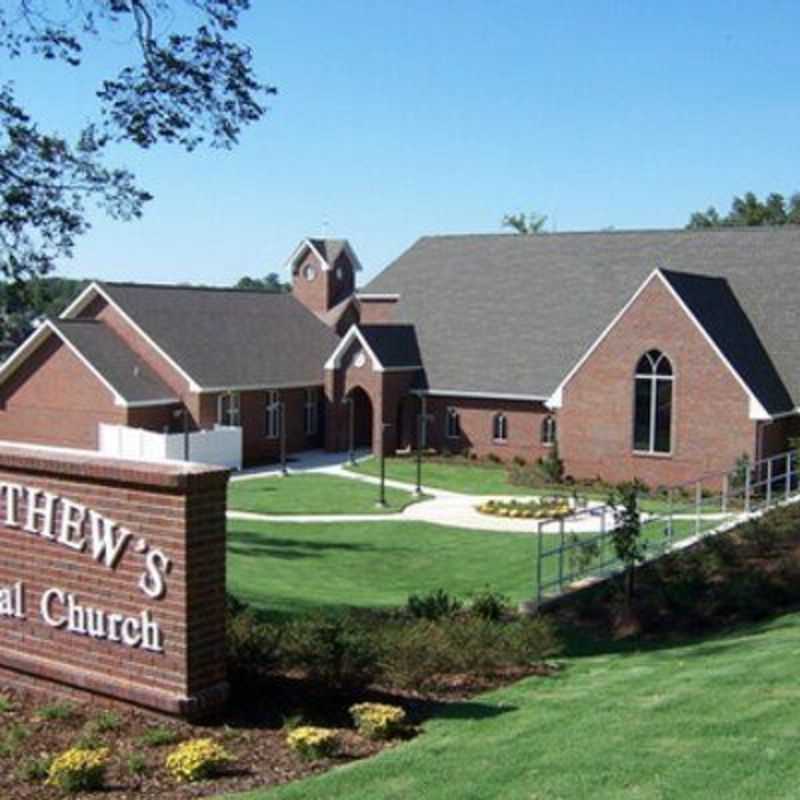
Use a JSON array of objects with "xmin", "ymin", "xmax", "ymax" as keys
[{"xmin": 348, "ymin": 386, "xmax": 373, "ymax": 448}]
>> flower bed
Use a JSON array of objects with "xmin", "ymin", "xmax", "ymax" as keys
[{"xmin": 476, "ymin": 497, "xmax": 572, "ymax": 519}]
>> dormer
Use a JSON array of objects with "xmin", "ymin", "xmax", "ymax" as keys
[{"xmin": 286, "ymin": 238, "xmax": 362, "ymax": 316}]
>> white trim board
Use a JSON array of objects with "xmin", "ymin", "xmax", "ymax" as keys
[
  {"xmin": 324, "ymin": 325, "xmax": 384, "ymax": 372},
  {"xmin": 284, "ymin": 238, "xmax": 364, "ymax": 274},
  {"xmin": 412, "ymin": 389, "xmax": 549, "ymax": 403},
  {"xmin": 547, "ymin": 268, "xmax": 772, "ymax": 421}
]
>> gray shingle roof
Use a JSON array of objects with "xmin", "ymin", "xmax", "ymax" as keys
[
  {"xmin": 52, "ymin": 320, "xmax": 178, "ymax": 404},
  {"xmin": 98, "ymin": 283, "xmax": 339, "ymax": 389},
  {"xmin": 309, "ymin": 238, "xmax": 347, "ymax": 267},
  {"xmin": 660, "ymin": 270, "xmax": 794, "ymax": 415},
  {"xmin": 366, "ymin": 228, "xmax": 800, "ymax": 411},
  {"xmin": 360, "ymin": 324, "xmax": 422, "ymax": 368}
]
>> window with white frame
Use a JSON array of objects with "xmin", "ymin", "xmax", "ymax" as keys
[
  {"xmin": 266, "ymin": 390, "xmax": 281, "ymax": 439},
  {"xmin": 217, "ymin": 391, "xmax": 241, "ymax": 427},
  {"xmin": 446, "ymin": 407, "xmax": 461, "ymax": 438},
  {"xmin": 304, "ymin": 388, "xmax": 319, "ymax": 436},
  {"xmin": 492, "ymin": 412, "xmax": 508, "ymax": 442},
  {"xmin": 541, "ymin": 415, "xmax": 556, "ymax": 446},
  {"xmin": 633, "ymin": 350, "xmax": 673, "ymax": 454}
]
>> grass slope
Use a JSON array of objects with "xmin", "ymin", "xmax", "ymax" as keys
[
  {"xmin": 228, "ymin": 474, "xmax": 424, "ymax": 515},
  {"xmin": 227, "ymin": 611, "xmax": 800, "ymax": 799},
  {"xmin": 226, "ymin": 519, "xmax": 537, "ymax": 621}
]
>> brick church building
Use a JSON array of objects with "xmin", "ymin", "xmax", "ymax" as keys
[{"xmin": 0, "ymin": 228, "xmax": 798, "ymax": 485}]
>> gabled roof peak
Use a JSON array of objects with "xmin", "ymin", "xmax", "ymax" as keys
[{"xmin": 285, "ymin": 237, "xmax": 363, "ymax": 273}]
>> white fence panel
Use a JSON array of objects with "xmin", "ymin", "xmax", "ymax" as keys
[{"xmin": 97, "ymin": 423, "xmax": 242, "ymax": 470}]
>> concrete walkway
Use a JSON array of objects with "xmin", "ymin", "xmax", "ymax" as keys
[{"xmin": 227, "ymin": 449, "xmax": 618, "ymax": 533}]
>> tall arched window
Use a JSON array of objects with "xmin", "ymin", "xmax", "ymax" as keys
[
  {"xmin": 492, "ymin": 413, "xmax": 508, "ymax": 442},
  {"xmin": 633, "ymin": 350, "xmax": 673, "ymax": 454},
  {"xmin": 541, "ymin": 415, "xmax": 556, "ymax": 446}
]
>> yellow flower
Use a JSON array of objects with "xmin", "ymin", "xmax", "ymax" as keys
[
  {"xmin": 165, "ymin": 738, "xmax": 232, "ymax": 783},
  {"xmin": 286, "ymin": 726, "xmax": 338, "ymax": 759},
  {"xmin": 350, "ymin": 702, "xmax": 407, "ymax": 740}
]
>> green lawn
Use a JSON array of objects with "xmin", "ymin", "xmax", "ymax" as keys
[
  {"xmin": 347, "ymin": 457, "xmax": 538, "ymax": 495},
  {"xmin": 226, "ymin": 610, "xmax": 800, "ymax": 800},
  {"xmin": 346, "ymin": 457, "xmax": 721, "ymax": 515},
  {"xmin": 228, "ymin": 474, "xmax": 425, "ymax": 516},
  {"xmin": 226, "ymin": 519, "xmax": 538, "ymax": 620}
]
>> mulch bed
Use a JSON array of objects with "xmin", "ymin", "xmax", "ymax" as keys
[{"xmin": 0, "ymin": 665, "xmax": 555, "ymax": 799}]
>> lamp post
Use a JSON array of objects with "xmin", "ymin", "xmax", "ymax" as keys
[
  {"xmin": 279, "ymin": 400, "xmax": 288, "ymax": 476},
  {"xmin": 173, "ymin": 407, "xmax": 190, "ymax": 461},
  {"xmin": 377, "ymin": 422, "xmax": 391, "ymax": 508},
  {"xmin": 342, "ymin": 394, "xmax": 355, "ymax": 466}
]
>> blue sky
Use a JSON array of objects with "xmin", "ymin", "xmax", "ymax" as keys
[{"xmin": 11, "ymin": 1, "xmax": 800, "ymax": 285}]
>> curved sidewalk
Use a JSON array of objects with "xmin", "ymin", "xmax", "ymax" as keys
[{"xmin": 227, "ymin": 450, "xmax": 614, "ymax": 533}]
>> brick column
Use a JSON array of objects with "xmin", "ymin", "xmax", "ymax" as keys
[{"xmin": 0, "ymin": 443, "xmax": 229, "ymax": 719}]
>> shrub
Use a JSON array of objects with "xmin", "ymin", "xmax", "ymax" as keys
[
  {"xmin": 286, "ymin": 726, "xmax": 339, "ymax": 760},
  {"xmin": 350, "ymin": 703, "xmax": 407, "ymax": 740},
  {"xmin": 0, "ymin": 694, "xmax": 13, "ymax": 713},
  {"xmin": 127, "ymin": 752, "xmax": 149, "ymax": 777},
  {"xmin": 17, "ymin": 754, "xmax": 53, "ymax": 783},
  {"xmin": 538, "ymin": 439, "xmax": 565, "ymax": 483},
  {"xmin": 486, "ymin": 453, "xmax": 502, "ymax": 464},
  {"xmin": 512, "ymin": 455, "xmax": 527, "ymax": 467},
  {"xmin": 407, "ymin": 589, "xmax": 462, "ymax": 620},
  {"xmin": 165, "ymin": 738, "xmax": 232, "ymax": 783},
  {"xmin": 470, "ymin": 587, "xmax": 510, "ymax": 621},
  {"xmin": 37, "ymin": 702, "xmax": 75, "ymax": 722},
  {"xmin": 378, "ymin": 620, "xmax": 450, "ymax": 689},
  {"xmin": 91, "ymin": 711, "xmax": 122, "ymax": 733},
  {"xmin": 139, "ymin": 726, "xmax": 179, "ymax": 748},
  {"xmin": 284, "ymin": 613, "xmax": 380, "ymax": 690},
  {"xmin": 46, "ymin": 747, "xmax": 110, "ymax": 793},
  {"xmin": 0, "ymin": 723, "xmax": 31, "ymax": 757},
  {"xmin": 227, "ymin": 609, "xmax": 282, "ymax": 687}
]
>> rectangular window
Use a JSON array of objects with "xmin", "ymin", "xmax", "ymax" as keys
[
  {"xmin": 304, "ymin": 389, "xmax": 318, "ymax": 436},
  {"xmin": 266, "ymin": 391, "xmax": 280, "ymax": 439},
  {"xmin": 446, "ymin": 407, "xmax": 460, "ymax": 438},
  {"xmin": 217, "ymin": 392, "xmax": 240, "ymax": 427},
  {"xmin": 633, "ymin": 379, "xmax": 652, "ymax": 451},
  {"xmin": 654, "ymin": 380, "xmax": 672, "ymax": 453}
]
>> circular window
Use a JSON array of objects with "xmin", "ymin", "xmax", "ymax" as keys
[
  {"xmin": 353, "ymin": 350, "xmax": 367, "ymax": 368},
  {"xmin": 303, "ymin": 263, "xmax": 317, "ymax": 282}
]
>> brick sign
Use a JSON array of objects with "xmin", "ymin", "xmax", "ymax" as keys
[{"xmin": 0, "ymin": 443, "xmax": 229, "ymax": 718}]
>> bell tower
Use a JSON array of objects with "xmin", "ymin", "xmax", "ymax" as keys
[{"xmin": 287, "ymin": 238, "xmax": 361, "ymax": 316}]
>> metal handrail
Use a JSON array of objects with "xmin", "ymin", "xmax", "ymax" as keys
[{"xmin": 536, "ymin": 448, "xmax": 799, "ymax": 603}]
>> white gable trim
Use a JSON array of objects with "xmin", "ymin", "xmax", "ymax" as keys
[
  {"xmin": 284, "ymin": 239, "xmax": 327, "ymax": 274},
  {"xmin": 61, "ymin": 282, "xmax": 203, "ymax": 392},
  {"xmin": 284, "ymin": 238, "xmax": 363, "ymax": 274},
  {"xmin": 324, "ymin": 325, "xmax": 385, "ymax": 372},
  {"xmin": 547, "ymin": 269, "xmax": 771, "ymax": 421}
]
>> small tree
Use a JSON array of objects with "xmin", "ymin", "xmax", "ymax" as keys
[{"xmin": 608, "ymin": 482, "xmax": 645, "ymax": 607}]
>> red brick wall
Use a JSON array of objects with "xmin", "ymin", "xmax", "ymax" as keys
[
  {"xmin": 324, "ymin": 341, "xmax": 419, "ymax": 457},
  {"xmin": 127, "ymin": 404, "xmax": 181, "ymax": 433},
  {"xmin": 424, "ymin": 396, "xmax": 554, "ymax": 463},
  {"xmin": 558, "ymin": 275, "xmax": 757, "ymax": 486},
  {"xmin": 359, "ymin": 298, "xmax": 397, "ymax": 324},
  {"xmin": 0, "ymin": 336, "xmax": 125, "ymax": 450},
  {"xmin": 237, "ymin": 387, "xmax": 324, "ymax": 466},
  {"xmin": 0, "ymin": 444, "xmax": 228, "ymax": 718}
]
